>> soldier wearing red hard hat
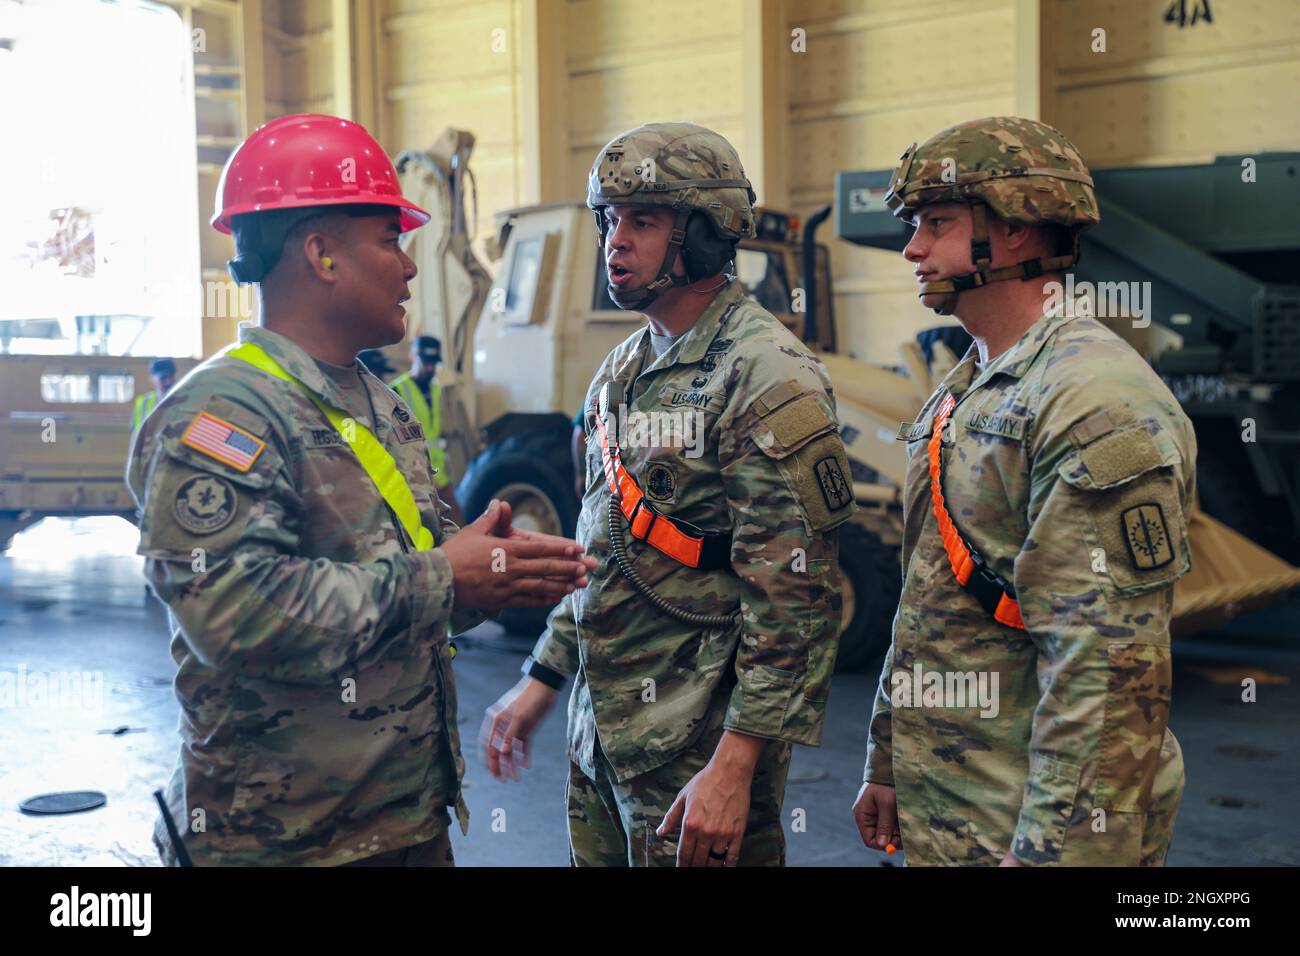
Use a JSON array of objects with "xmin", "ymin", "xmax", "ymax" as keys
[{"xmin": 126, "ymin": 114, "xmax": 595, "ymax": 867}]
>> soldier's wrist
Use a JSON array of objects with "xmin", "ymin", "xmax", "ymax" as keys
[
  {"xmin": 410, "ymin": 549, "xmax": 457, "ymax": 629},
  {"xmin": 712, "ymin": 729, "xmax": 764, "ymax": 774},
  {"xmin": 521, "ymin": 655, "xmax": 565, "ymax": 690}
]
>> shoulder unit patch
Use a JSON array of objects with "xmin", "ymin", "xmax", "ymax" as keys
[
  {"xmin": 814, "ymin": 455, "xmax": 853, "ymax": 513},
  {"xmin": 1121, "ymin": 503, "xmax": 1174, "ymax": 570}
]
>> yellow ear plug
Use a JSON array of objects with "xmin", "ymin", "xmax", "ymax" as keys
[{"xmin": 321, "ymin": 256, "xmax": 334, "ymax": 269}]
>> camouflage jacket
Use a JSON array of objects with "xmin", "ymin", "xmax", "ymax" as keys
[
  {"xmin": 533, "ymin": 280, "xmax": 855, "ymax": 781},
  {"xmin": 864, "ymin": 309, "xmax": 1195, "ymax": 866},
  {"xmin": 126, "ymin": 324, "xmax": 482, "ymax": 866}
]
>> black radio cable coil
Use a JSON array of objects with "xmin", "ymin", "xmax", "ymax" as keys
[{"xmin": 607, "ymin": 497, "xmax": 740, "ymax": 629}]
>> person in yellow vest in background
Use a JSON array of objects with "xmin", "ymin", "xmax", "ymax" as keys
[
  {"xmin": 390, "ymin": 336, "xmax": 464, "ymax": 524},
  {"xmin": 131, "ymin": 358, "xmax": 178, "ymax": 432}
]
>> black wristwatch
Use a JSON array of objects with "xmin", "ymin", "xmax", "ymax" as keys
[{"xmin": 521, "ymin": 655, "xmax": 566, "ymax": 690}]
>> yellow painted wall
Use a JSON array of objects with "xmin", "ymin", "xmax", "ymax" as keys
[
  {"xmin": 777, "ymin": 0, "xmax": 1025, "ymax": 365},
  {"xmin": 243, "ymin": 0, "xmax": 1300, "ymax": 366},
  {"xmin": 1044, "ymin": 0, "xmax": 1300, "ymax": 167},
  {"xmin": 367, "ymin": 0, "xmax": 750, "ymax": 264},
  {"xmin": 340, "ymin": 0, "xmax": 1021, "ymax": 364},
  {"xmin": 268, "ymin": 0, "xmax": 336, "ymax": 118},
  {"xmin": 562, "ymin": 0, "xmax": 748, "ymax": 191},
  {"xmin": 375, "ymin": 0, "xmax": 526, "ymax": 255},
  {"xmin": 262, "ymin": 0, "xmax": 287, "ymax": 117}
]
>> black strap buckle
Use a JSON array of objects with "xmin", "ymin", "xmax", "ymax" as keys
[
  {"xmin": 962, "ymin": 548, "xmax": 1016, "ymax": 617},
  {"xmin": 950, "ymin": 271, "xmax": 986, "ymax": 292}
]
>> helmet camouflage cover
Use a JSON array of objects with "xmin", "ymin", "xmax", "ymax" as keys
[
  {"xmin": 885, "ymin": 116, "xmax": 1099, "ymax": 315},
  {"xmin": 885, "ymin": 116, "xmax": 1099, "ymax": 232},
  {"xmin": 587, "ymin": 122, "xmax": 756, "ymax": 241}
]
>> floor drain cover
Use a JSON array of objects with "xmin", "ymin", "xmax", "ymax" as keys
[{"xmin": 19, "ymin": 791, "xmax": 107, "ymax": 815}]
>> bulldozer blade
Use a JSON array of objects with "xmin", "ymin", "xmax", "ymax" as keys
[{"xmin": 1173, "ymin": 506, "xmax": 1300, "ymax": 638}]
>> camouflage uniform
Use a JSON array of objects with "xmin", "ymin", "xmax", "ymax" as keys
[
  {"xmin": 863, "ymin": 117, "xmax": 1193, "ymax": 866},
  {"xmin": 126, "ymin": 324, "xmax": 481, "ymax": 866},
  {"xmin": 534, "ymin": 273, "xmax": 854, "ymax": 865},
  {"xmin": 565, "ymin": 684, "xmax": 790, "ymax": 867}
]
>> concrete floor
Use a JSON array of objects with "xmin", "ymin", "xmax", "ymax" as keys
[{"xmin": 2, "ymin": 516, "xmax": 1297, "ymax": 866}]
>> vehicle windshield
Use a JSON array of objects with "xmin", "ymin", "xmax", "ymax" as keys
[{"xmin": 735, "ymin": 248, "xmax": 792, "ymax": 314}]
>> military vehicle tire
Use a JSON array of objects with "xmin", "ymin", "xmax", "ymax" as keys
[
  {"xmin": 458, "ymin": 427, "xmax": 578, "ymax": 637},
  {"xmin": 833, "ymin": 521, "xmax": 899, "ymax": 673}
]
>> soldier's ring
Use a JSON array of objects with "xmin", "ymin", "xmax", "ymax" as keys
[{"xmin": 707, "ymin": 848, "xmax": 727, "ymax": 861}]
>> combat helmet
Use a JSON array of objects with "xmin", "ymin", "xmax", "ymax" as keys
[
  {"xmin": 587, "ymin": 122, "xmax": 756, "ymax": 310},
  {"xmin": 885, "ymin": 116, "xmax": 1099, "ymax": 315}
]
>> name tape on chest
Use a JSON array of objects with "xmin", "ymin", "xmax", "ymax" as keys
[
  {"xmin": 303, "ymin": 427, "xmax": 345, "ymax": 448},
  {"xmin": 662, "ymin": 388, "xmax": 722, "ymax": 410},
  {"xmin": 181, "ymin": 412, "xmax": 267, "ymax": 472},
  {"xmin": 897, "ymin": 420, "xmax": 931, "ymax": 442},
  {"xmin": 964, "ymin": 411, "xmax": 1027, "ymax": 440}
]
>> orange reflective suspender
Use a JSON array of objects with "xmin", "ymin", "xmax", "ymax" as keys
[
  {"xmin": 593, "ymin": 382, "xmax": 729, "ymax": 571},
  {"xmin": 928, "ymin": 392, "xmax": 1026, "ymax": 630}
]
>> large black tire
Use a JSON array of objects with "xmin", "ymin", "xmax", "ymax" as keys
[
  {"xmin": 457, "ymin": 426, "xmax": 578, "ymax": 636},
  {"xmin": 833, "ymin": 521, "xmax": 901, "ymax": 674}
]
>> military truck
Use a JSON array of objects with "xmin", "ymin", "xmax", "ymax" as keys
[{"xmin": 0, "ymin": 355, "xmax": 198, "ymax": 551}]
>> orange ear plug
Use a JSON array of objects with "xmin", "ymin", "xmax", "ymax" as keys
[{"xmin": 886, "ymin": 843, "xmax": 897, "ymax": 855}]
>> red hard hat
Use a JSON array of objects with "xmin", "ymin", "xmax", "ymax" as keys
[{"xmin": 212, "ymin": 114, "xmax": 429, "ymax": 234}]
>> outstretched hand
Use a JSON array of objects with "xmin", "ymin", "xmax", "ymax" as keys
[{"xmin": 443, "ymin": 499, "xmax": 596, "ymax": 610}]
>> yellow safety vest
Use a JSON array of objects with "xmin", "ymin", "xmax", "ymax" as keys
[
  {"xmin": 390, "ymin": 373, "xmax": 446, "ymax": 485},
  {"xmin": 132, "ymin": 391, "xmax": 158, "ymax": 431},
  {"xmin": 225, "ymin": 342, "xmax": 435, "ymax": 551}
]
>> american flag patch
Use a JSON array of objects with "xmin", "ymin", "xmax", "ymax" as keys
[{"xmin": 180, "ymin": 411, "xmax": 266, "ymax": 472}]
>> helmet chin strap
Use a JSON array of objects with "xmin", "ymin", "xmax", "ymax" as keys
[
  {"xmin": 608, "ymin": 208, "xmax": 693, "ymax": 311},
  {"xmin": 917, "ymin": 203, "xmax": 1082, "ymax": 315}
]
